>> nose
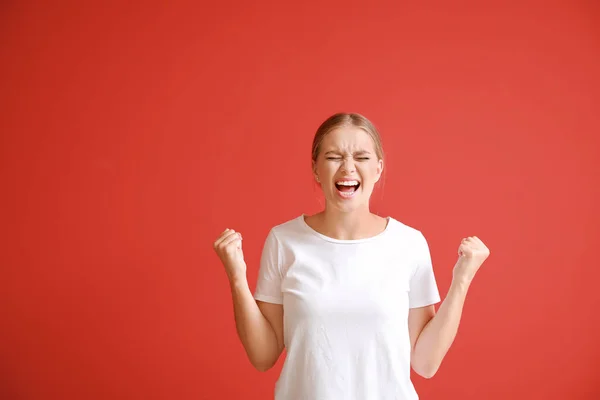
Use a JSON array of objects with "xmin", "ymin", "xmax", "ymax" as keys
[{"xmin": 341, "ymin": 156, "xmax": 356, "ymax": 174}]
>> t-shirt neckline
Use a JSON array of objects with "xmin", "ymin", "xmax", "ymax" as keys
[{"xmin": 299, "ymin": 213, "xmax": 392, "ymax": 244}]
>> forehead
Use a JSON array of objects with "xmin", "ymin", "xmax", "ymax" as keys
[{"xmin": 321, "ymin": 126, "xmax": 375, "ymax": 152}]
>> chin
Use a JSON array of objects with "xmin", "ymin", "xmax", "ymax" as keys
[{"xmin": 332, "ymin": 199, "xmax": 369, "ymax": 213}]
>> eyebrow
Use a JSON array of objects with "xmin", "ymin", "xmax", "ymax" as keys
[{"xmin": 324, "ymin": 150, "xmax": 372, "ymax": 155}]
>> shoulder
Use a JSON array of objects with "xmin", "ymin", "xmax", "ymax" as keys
[
  {"xmin": 386, "ymin": 216, "xmax": 426, "ymax": 242},
  {"xmin": 265, "ymin": 215, "xmax": 305, "ymax": 240},
  {"xmin": 386, "ymin": 218, "xmax": 433, "ymax": 267}
]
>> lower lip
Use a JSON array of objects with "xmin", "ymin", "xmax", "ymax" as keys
[{"xmin": 336, "ymin": 187, "xmax": 359, "ymax": 199}]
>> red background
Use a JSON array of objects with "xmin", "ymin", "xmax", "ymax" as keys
[{"xmin": 1, "ymin": 1, "xmax": 599, "ymax": 399}]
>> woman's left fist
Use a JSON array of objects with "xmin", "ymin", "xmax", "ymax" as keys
[{"xmin": 453, "ymin": 236, "xmax": 490, "ymax": 283}]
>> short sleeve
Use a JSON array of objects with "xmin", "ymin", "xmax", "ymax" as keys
[
  {"xmin": 253, "ymin": 229, "xmax": 283, "ymax": 304},
  {"xmin": 409, "ymin": 232, "xmax": 441, "ymax": 308}
]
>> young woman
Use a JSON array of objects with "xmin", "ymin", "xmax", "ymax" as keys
[{"xmin": 213, "ymin": 113, "xmax": 490, "ymax": 399}]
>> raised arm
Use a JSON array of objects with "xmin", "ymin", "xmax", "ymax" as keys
[
  {"xmin": 214, "ymin": 228, "xmax": 285, "ymax": 371},
  {"xmin": 409, "ymin": 236, "xmax": 490, "ymax": 378}
]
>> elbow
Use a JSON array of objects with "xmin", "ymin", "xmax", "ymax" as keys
[
  {"xmin": 418, "ymin": 368, "xmax": 437, "ymax": 379},
  {"xmin": 412, "ymin": 361, "xmax": 439, "ymax": 379},
  {"xmin": 246, "ymin": 344, "xmax": 282, "ymax": 372},
  {"xmin": 253, "ymin": 363, "xmax": 272, "ymax": 372},
  {"xmin": 251, "ymin": 358, "xmax": 276, "ymax": 372}
]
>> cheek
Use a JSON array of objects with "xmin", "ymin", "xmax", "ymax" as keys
[
  {"xmin": 319, "ymin": 163, "xmax": 337, "ymax": 177},
  {"xmin": 358, "ymin": 164, "xmax": 377, "ymax": 178}
]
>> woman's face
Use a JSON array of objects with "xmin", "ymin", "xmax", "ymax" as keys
[{"xmin": 313, "ymin": 126, "xmax": 383, "ymax": 212}]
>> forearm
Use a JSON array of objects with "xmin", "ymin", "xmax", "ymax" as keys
[
  {"xmin": 412, "ymin": 278, "xmax": 471, "ymax": 378},
  {"xmin": 229, "ymin": 276, "xmax": 280, "ymax": 370}
]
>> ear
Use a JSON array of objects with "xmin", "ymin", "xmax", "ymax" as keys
[
  {"xmin": 312, "ymin": 160, "xmax": 319, "ymax": 183},
  {"xmin": 375, "ymin": 158, "xmax": 384, "ymax": 183}
]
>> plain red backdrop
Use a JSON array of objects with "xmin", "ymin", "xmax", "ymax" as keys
[{"xmin": 1, "ymin": 1, "xmax": 599, "ymax": 399}]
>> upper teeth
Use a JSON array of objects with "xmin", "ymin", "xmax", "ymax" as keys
[{"xmin": 337, "ymin": 180, "xmax": 359, "ymax": 186}]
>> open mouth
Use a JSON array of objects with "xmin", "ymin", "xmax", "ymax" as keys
[{"xmin": 335, "ymin": 180, "xmax": 360, "ymax": 196}]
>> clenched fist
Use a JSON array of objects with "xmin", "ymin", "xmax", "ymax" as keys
[
  {"xmin": 453, "ymin": 236, "xmax": 490, "ymax": 283},
  {"xmin": 213, "ymin": 228, "xmax": 246, "ymax": 282}
]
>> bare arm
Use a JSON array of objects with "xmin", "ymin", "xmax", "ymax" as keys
[
  {"xmin": 409, "ymin": 235, "xmax": 490, "ymax": 378},
  {"xmin": 408, "ymin": 279, "xmax": 470, "ymax": 378},
  {"xmin": 214, "ymin": 228, "xmax": 284, "ymax": 372},
  {"xmin": 229, "ymin": 276, "xmax": 284, "ymax": 372}
]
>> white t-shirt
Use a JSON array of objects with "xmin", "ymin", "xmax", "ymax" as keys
[{"xmin": 253, "ymin": 214, "xmax": 441, "ymax": 400}]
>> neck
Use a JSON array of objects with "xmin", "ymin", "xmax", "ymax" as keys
[{"xmin": 319, "ymin": 205, "xmax": 377, "ymax": 240}]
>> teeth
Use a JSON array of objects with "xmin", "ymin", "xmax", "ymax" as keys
[{"xmin": 336, "ymin": 180, "xmax": 359, "ymax": 186}]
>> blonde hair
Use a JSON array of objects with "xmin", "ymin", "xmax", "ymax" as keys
[{"xmin": 311, "ymin": 112, "xmax": 385, "ymax": 163}]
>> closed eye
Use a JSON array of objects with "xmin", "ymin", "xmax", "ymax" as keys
[{"xmin": 326, "ymin": 157, "xmax": 370, "ymax": 161}]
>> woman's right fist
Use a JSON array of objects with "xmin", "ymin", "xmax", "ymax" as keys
[{"xmin": 213, "ymin": 228, "xmax": 246, "ymax": 282}]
